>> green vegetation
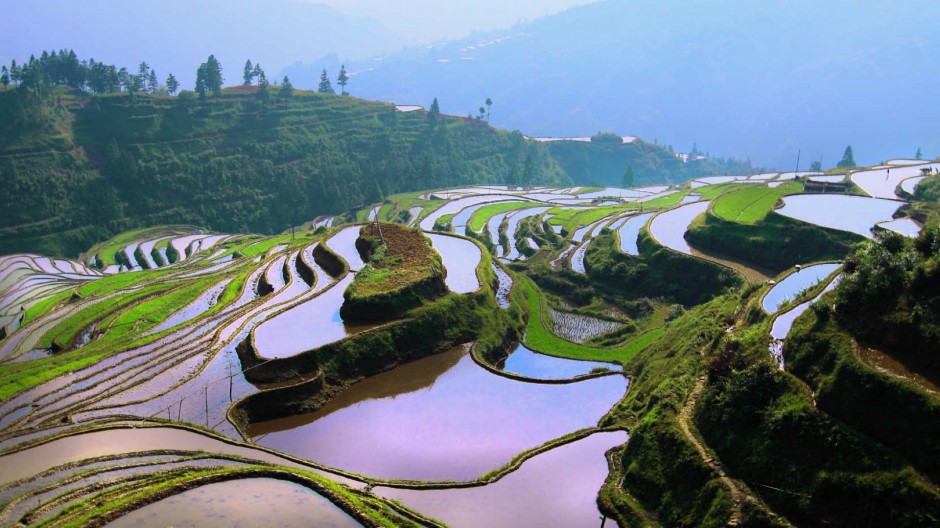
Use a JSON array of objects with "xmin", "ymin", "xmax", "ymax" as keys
[
  {"xmin": 0, "ymin": 84, "xmax": 569, "ymax": 257},
  {"xmin": 599, "ymin": 295, "xmax": 748, "ymax": 526},
  {"xmin": 521, "ymin": 277, "xmax": 661, "ymax": 363},
  {"xmin": 341, "ymin": 223, "xmax": 446, "ymax": 321},
  {"xmin": 712, "ymin": 181, "xmax": 802, "ymax": 224},
  {"xmin": 692, "ymin": 181, "xmax": 758, "ymax": 200},
  {"xmin": 467, "ymin": 201, "xmax": 534, "ymax": 233},
  {"xmin": 830, "ymin": 227, "xmax": 940, "ymax": 381},
  {"xmin": 547, "ymin": 191, "xmax": 687, "ymax": 233},
  {"xmin": 544, "ymin": 137, "xmax": 757, "ymax": 188},
  {"xmin": 838, "ymin": 145, "xmax": 857, "ymax": 168},
  {"xmin": 786, "ymin": 301, "xmax": 940, "ymax": 482},
  {"xmin": 36, "ymin": 461, "xmax": 430, "ymax": 528},
  {"xmin": 583, "ymin": 229, "xmax": 743, "ymax": 306},
  {"xmin": 686, "ymin": 210, "xmax": 863, "ymax": 273},
  {"xmin": 697, "ymin": 357, "xmax": 939, "ymax": 526},
  {"xmin": 21, "ymin": 289, "xmax": 73, "ymax": 325}
]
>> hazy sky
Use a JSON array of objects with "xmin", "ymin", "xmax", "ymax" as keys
[{"xmin": 303, "ymin": 0, "xmax": 598, "ymax": 43}]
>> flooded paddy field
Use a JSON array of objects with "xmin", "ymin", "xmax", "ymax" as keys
[
  {"xmin": 0, "ymin": 166, "xmax": 930, "ymax": 526},
  {"xmin": 249, "ymin": 346, "xmax": 627, "ymax": 481}
]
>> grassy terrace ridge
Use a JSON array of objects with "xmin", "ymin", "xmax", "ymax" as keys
[
  {"xmin": 520, "ymin": 278, "xmax": 662, "ymax": 363},
  {"xmin": 711, "ymin": 181, "xmax": 803, "ymax": 224},
  {"xmin": 466, "ymin": 201, "xmax": 538, "ymax": 232},
  {"xmin": 693, "ymin": 180, "xmax": 759, "ymax": 200},
  {"xmin": 341, "ymin": 223, "xmax": 446, "ymax": 322},
  {"xmin": 547, "ymin": 190, "xmax": 688, "ymax": 233},
  {"xmin": 686, "ymin": 208, "xmax": 863, "ymax": 273},
  {"xmin": 346, "ymin": 223, "xmax": 442, "ymax": 298},
  {"xmin": 83, "ymin": 225, "xmax": 202, "ymax": 266},
  {"xmin": 376, "ymin": 190, "xmax": 448, "ymax": 224}
]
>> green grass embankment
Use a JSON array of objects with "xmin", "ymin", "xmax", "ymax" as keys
[
  {"xmin": 712, "ymin": 182, "xmax": 802, "ymax": 224},
  {"xmin": 467, "ymin": 201, "xmax": 535, "ymax": 233},
  {"xmin": 685, "ymin": 210, "xmax": 862, "ymax": 273},
  {"xmin": 341, "ymin": 224, "xmax": 446, "ymax": 322},
  {"xmin": 597, "ymin": 295, "xmax": 747, "ymax": 526},
  {"xmin": 39, "ymin": 462, "xmax": 429, "ymax": 528},
  {"xmin": 694, "ymin": 181, "xmax": 758, "ymax": 200},
  {"xmin": 585, "ymin": 229, "xmax": 743, "ymax": 306},
  {"xmin": 0, "ymin": 253, "xmax": 261, "ymax": 401},
  {"xmin": 785, "ymin": 299, "xmax": 940, "ymax": 483},
  {"xmin": 520, "ymin": 279, "xmax": 661, "ymax": 363}
]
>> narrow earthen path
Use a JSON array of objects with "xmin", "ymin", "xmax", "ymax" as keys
[{"xmin": 676, "ymin": 376, "xmax": 743, "ymax": 526}]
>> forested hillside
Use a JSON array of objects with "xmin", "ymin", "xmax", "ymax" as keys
[
  {"xmin": 543, "ymin": 136, "xmax": 757, "ymax": 186},
  {"xmin": 0, "ymin": 85, "xmax": 570, "ymax": 257}
]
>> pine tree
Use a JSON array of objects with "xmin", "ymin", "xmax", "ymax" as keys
[
  {"xmin": 256, "ymin": 70, "xmax": 269, "ymax": 107},
  {"xmin": 10, "ymin": 59, "xmax": 19, "ymax": 85},
  {"xmin": 837, "ymin": 145, "xmax": 856, "ymax": 167},
  {"xmin": 195, "ymin": 64, "xmax": 208, "ymax": 99},
  {"xmin": 318, "ymin": 69, "xmax": 334, "ymax": 94},
  {"xmin": 243, "ymin": 59, "xmax": 253, "ymax": 86},
  {"xmin": 485, "ymin": 97, "xmax": 493, "ymax": 122},
  {"xmin": 279, "ymin": 76, "xmax": 293, "ymax": 104},
  {"xmin": 165, "ymin": 73, "xmax": 179, "ymax": 95},
  {"xmin": 148, "ymin": 70, "xmax": 158, "ymax": 94},
  {"xmin": 337, "ymin": 65, "xmax": 349, "ymax": 95},
  {"xmin": 0, "ymin": 66, "xmax": 9, "ymax": 87},
  {"xmin": 916, "ymin": 147, "xmax": 923, "ymax": 160},
  {"xmin": 204, "ymin": 55, "xmax": 223, "ymax": 95},
  {"xmin": 428, "ymin": 97, "xmax": 440, "ymax": 121},
  {"xmin": 252, "ymin": 64, "xmax": 263, "ymax": 84},
  {"xmin": 622, "ymin": 165, "xmax": 635, "ymax": 188}
]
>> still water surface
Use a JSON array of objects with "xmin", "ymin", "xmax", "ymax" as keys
[
  {"xmin": 250, "ymin": 346, "xmax": 626, "ymax": 481},
  {"xmin": 108, "ymin": 478, "xmax": 360, "ymax": 528}
]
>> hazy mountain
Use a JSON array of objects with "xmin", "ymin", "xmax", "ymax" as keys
[
  {"xmin": 282, "ymin": 0, "xmax": 940, "ymax": 168},
  {"xmin": 0, "ymin": 0, "xmax": 403, "ymax": 89}
]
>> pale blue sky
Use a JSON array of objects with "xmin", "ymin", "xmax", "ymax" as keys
[{"xmin": 304, "ymin": 0, "xmax": 597, "ymax": 43}]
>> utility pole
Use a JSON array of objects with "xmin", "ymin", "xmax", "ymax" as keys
[{"xmin": 795, "ymin": 149, "xmax": 801, "ymax": 175}]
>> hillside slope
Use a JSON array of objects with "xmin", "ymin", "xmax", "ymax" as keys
[{"xmin": 0, "ymin": 86, "xmax": 570, "ymax": 256}]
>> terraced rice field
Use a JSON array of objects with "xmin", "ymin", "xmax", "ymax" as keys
[
  {"xmin": 712, "ymin": 181, "xmax": 802, "ymax": 224},
  {"xmin": 0, "ymin": 166, "xmax": 918, "ymax": 526}
]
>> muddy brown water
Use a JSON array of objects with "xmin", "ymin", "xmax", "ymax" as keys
[
  {"xmin": 856, "ymin": 344, "xmax": 940, "ymax": 395},
  {"xmin": 106, "ymin": 478, "xmax": 360, "ymax": 528},
  {"xmin": 377, "ymin": 431, "xmax": 627, "ymax": 527},
  {"xmin": 249, "ymin": 346, "xmax": 627, "ymax": 481}
]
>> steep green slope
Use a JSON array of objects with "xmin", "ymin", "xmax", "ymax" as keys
[
  {"xmin": 0, "ymin": 87, "xmax": 570, "ymax": 256},
  {"xmin": 543, "ymin": 137, "xmax": 756, "ymax": 187}
]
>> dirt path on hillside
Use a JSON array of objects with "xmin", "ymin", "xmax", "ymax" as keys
[{"xmin": 677, "ymin": 376, "xmax": 744, "ymax": 526}]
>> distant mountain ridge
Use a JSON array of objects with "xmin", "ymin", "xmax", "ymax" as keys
[{"xmin": 281, "ymin": 0, "xmax": 940, "ymax": 169}]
